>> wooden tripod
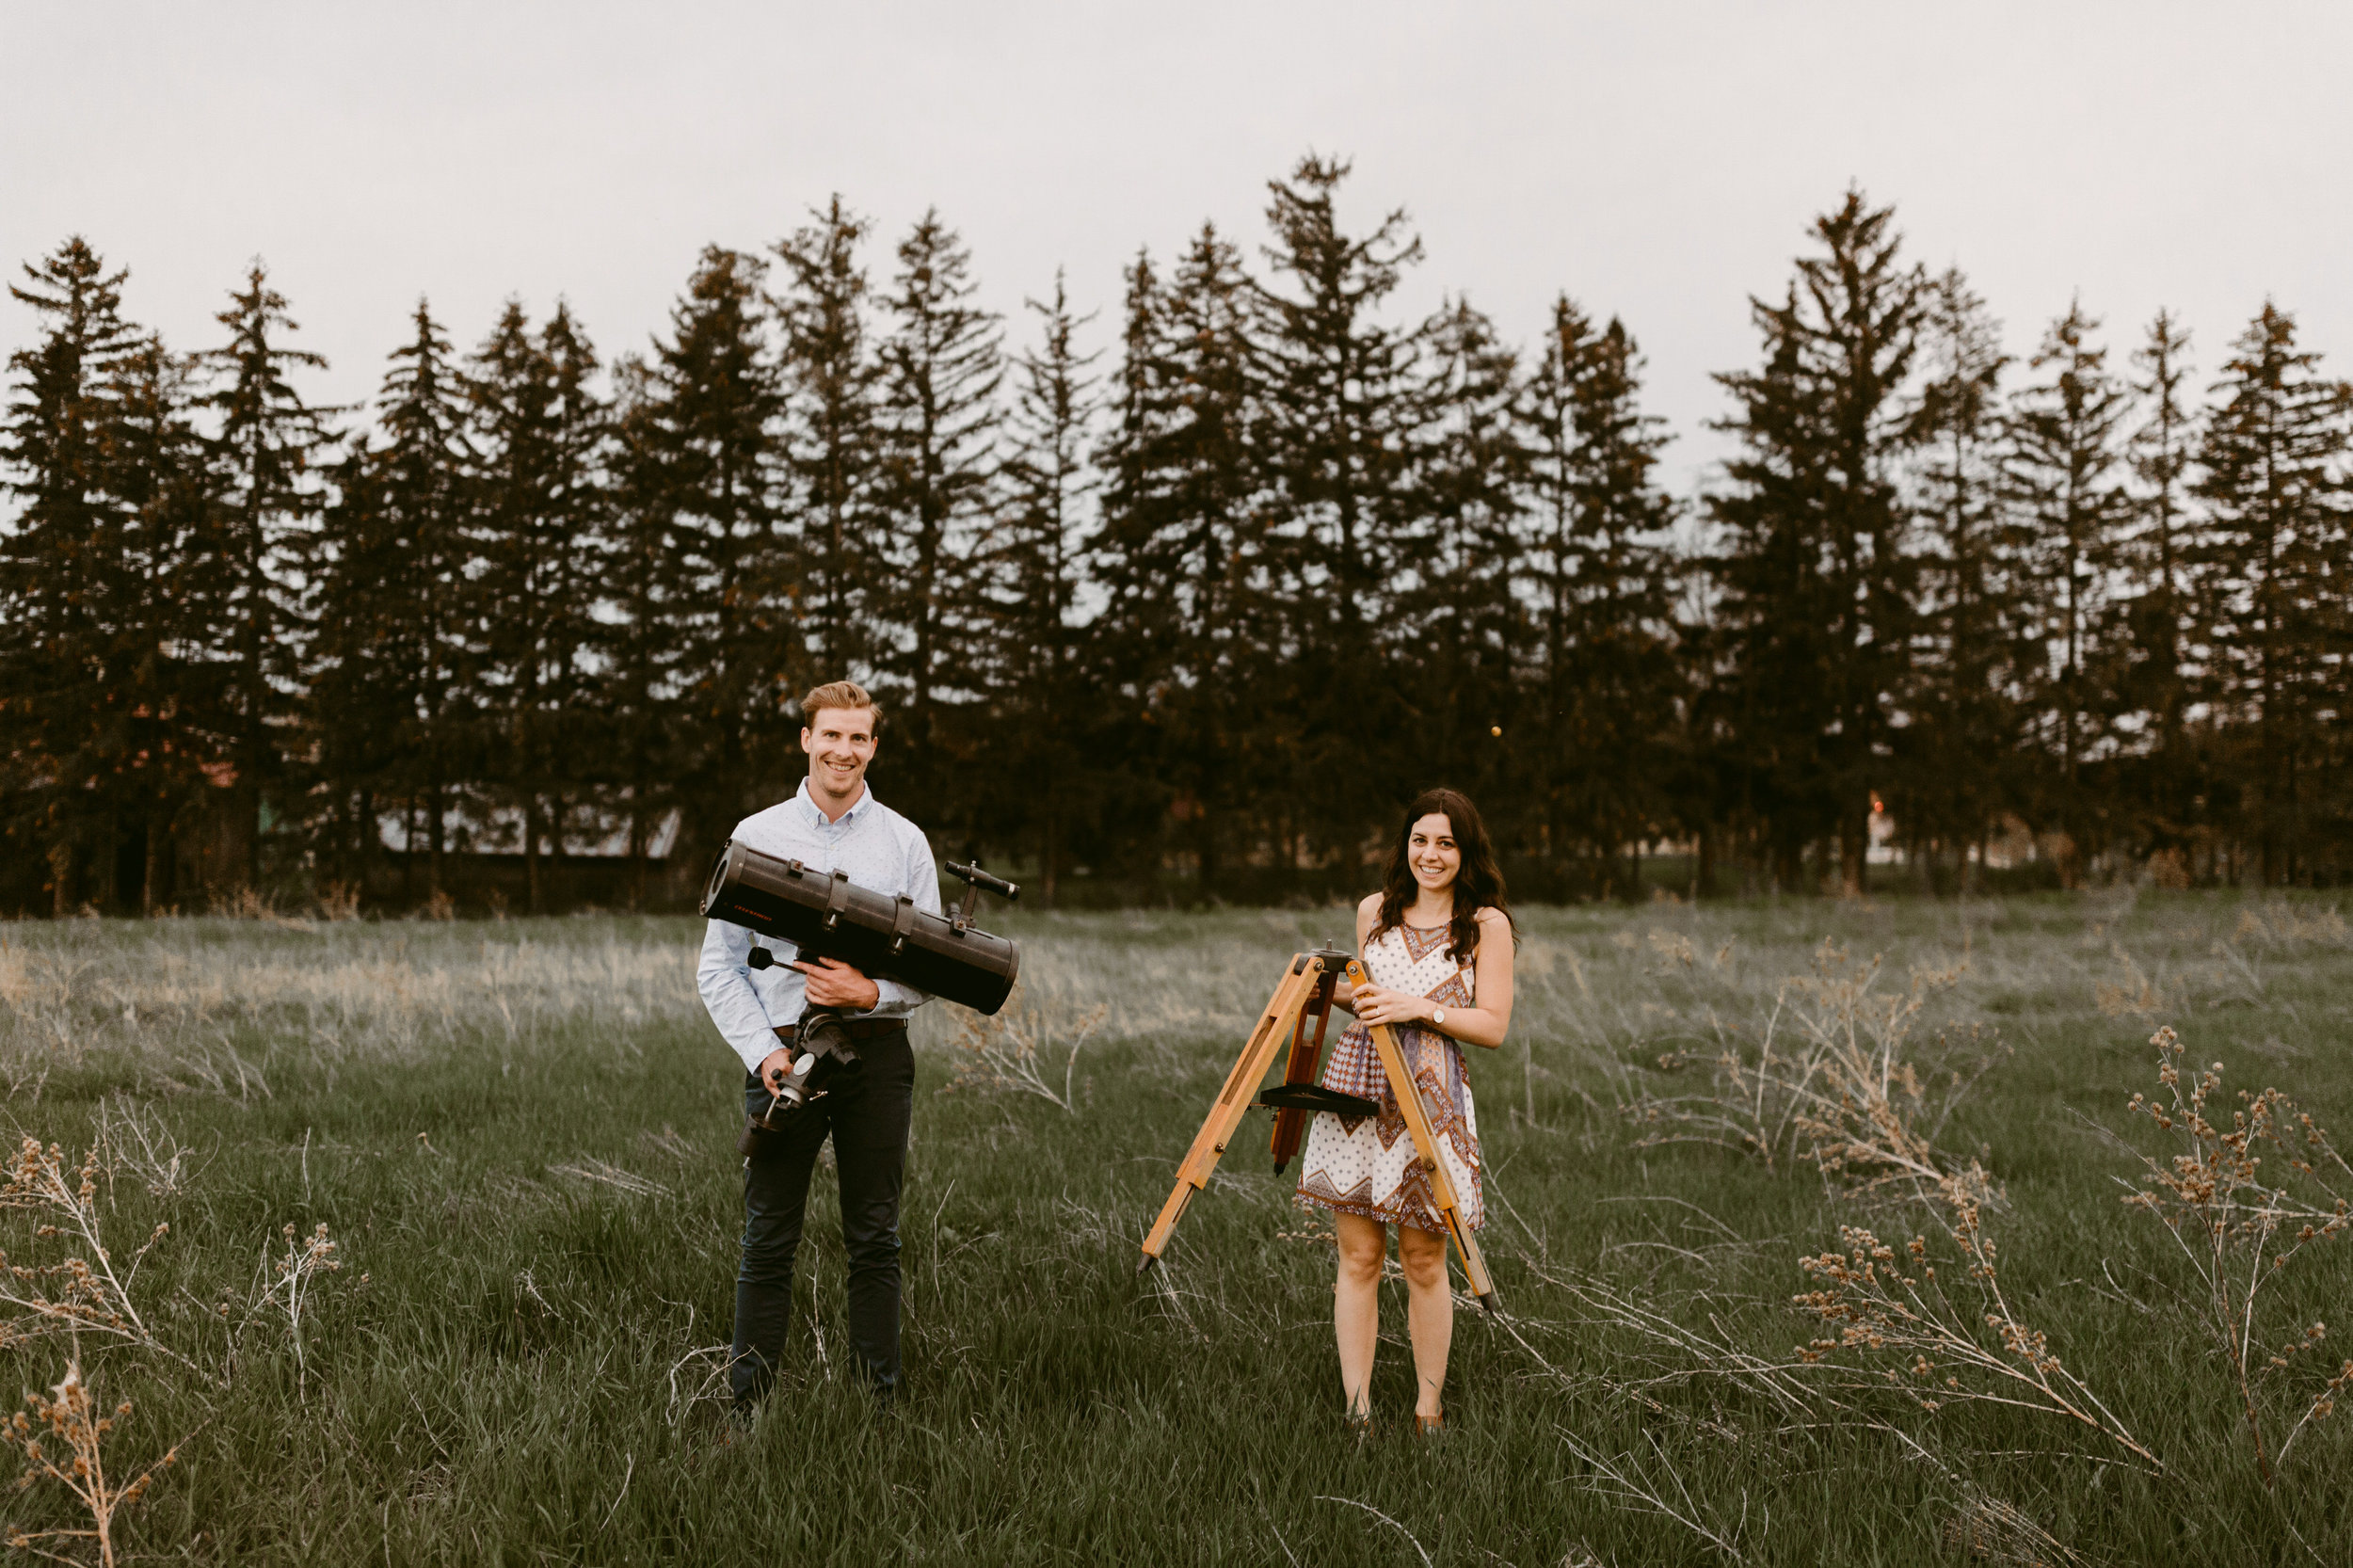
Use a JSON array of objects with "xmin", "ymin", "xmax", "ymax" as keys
[{"xmin": 1135, "ymin": 947, "xmax": 1498, "ymax": 1313}]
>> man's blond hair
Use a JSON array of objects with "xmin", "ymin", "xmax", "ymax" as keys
[{"xmin": 799, "ymin": 680, "xmax": 883, "ymax": 732}]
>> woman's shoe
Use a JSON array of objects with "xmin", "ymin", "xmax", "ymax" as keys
[
  {"xmin": 1413, "ymin": 1412, "xmax": 1445, "ymax": 1437},
  {"xmin": 1343, "ymin": 1407, "xmax": 1374, "ymax": 1437}
]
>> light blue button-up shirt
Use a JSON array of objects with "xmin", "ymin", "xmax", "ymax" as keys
[{"xmin": 696, "ymin": 779, "xmax": 942, "ymax": 1073}]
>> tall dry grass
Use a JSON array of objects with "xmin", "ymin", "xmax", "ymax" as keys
[
  {"xmin": 0, "ymin": 920, "xmax": 700, "ymax": 1092},
  {"xmin": 0, "ymin": 892, "xmax": 2344, "ymax": 1563}
]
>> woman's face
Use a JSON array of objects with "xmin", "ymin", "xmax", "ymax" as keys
[{"xmin": 1406, "ymin": 813, "xmax": 1462, "ymax": 898}]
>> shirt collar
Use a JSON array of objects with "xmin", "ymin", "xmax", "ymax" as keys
[{"xmin": 794, "ymin": 776, "xmax": 877, "ymax": 827}]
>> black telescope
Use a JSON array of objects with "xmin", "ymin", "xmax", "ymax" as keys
[{"xmin": 699, "ymin": 841, "xmax": 1022, "ymax": 1015}]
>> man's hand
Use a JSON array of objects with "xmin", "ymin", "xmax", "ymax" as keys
[
  {"xmin": 792, "ymin": 956, "xmax": 882, "ymax": 1011},
  {"xmin": 758, "ymin": 1047, "xmax": 795, "ymax": 1095}
]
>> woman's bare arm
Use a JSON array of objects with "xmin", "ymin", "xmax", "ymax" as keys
[{"xmin": 1348, "ymin": 906, "xmax": 1514, "ymax": 1050}]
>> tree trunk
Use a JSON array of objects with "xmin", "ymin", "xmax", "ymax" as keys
[
  {"xmin": 525, "ymin": 794, "xmax": 544, "ymax": 916},
  {"xmin": 359, "ymin": 791, "xmax": 376, "ymax": 890},
  {"xmin": 1194, "ymin": 809, "xmax": 1219, "ymax": 904},
  {"xmin": 143, "ymin": 809, "xmax": 172, "ymax": 916},
  {"xmin": 49, "ymin": 838, "xmax": 76, "ymax": 919},
  {"xmin": 1041, "ymin": 807, "xmax": 1059, "ymax": 909},
  {"xmin": 628, "ymin": 793, "xmax": 647, "ymax": 914},
  {"xmin": 1839, "ymin": 813, "xmax": 1865, "ymax": 899},
  {"xmin": 428, "ymin": 780, "xmax": 446, "ymax": 899}
]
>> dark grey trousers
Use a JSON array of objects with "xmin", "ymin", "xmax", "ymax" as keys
[{"xmin": 729, "ymin": 1028, "xmax": 913, "ymax": 1406}]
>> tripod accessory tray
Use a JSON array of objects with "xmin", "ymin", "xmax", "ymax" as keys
[{"xmin": 1253, "ymin": 1084, "xmax": 1378, "ymax": 1118}]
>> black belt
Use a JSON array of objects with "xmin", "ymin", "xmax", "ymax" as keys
[{"xmin": 774, "ymin": 1017, "xmax": 907, "ymax": 1046}]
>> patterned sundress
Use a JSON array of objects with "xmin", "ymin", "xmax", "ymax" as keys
[{"xmin": 1293, "ymin": 922, "xmax": 1484, "ymax": 1234}]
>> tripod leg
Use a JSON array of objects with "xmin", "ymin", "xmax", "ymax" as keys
[
  {"xmin": 1350, "ymin": 961, "xmax": 1500, "ymax": 1314},
  {"xmin": 1270, "ymin": 969, "xmax": 1339, "ymax": 1174},
  {"xmin": 1137, "ymin": 958, "xmax": 1325, "ymax": 1272}
]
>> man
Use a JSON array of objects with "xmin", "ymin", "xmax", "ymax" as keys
[{"xmin": 696, "ymin": 680, "xmax": 940, "ymax": 1409}]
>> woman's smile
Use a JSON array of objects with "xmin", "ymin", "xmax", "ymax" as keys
[{"xmin": 1406, "ymin": 814, "xmax": 1461, "ymax": 891}]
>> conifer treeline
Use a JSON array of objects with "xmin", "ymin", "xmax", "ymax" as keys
[{"xmin": 4, "ymin": 161, "xmax": 2349, "ymax": 914}]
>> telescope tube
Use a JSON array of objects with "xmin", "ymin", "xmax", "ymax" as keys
[{"xmin": 700, "ymin": 840, "xmax": 1022, "ymax": 1016}]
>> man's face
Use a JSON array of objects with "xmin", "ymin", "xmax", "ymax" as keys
[{"xmin": 802, "ymin": 707, "xmax": 878, "ymax": 799}]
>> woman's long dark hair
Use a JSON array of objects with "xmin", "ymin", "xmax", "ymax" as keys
[{"xmin": 1371, "ymin": 788, "xmax": 1515, "ymax": 964}]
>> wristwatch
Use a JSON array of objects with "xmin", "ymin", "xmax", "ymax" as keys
[{"xmin": 1431, "ymin": 1007, "xmax": 1448, "ymax": 1029}]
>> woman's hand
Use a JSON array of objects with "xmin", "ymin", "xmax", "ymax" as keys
[{"xmin": 1351, "ymin": 984, "xmax": 1431, "ymax": 1030}]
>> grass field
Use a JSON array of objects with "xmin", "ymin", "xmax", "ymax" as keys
[{"xmin": 0, "ymin": 889, "xmax": 2348, "ymax": 1565}]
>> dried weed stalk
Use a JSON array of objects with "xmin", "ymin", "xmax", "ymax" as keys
[
  {"xmin": 2120, "ymin": 1026, "xmax": 2352, "ymax": 1486},
  {"xmin": 1632, "ymin": 939, "xmax": 2005, "ymax": 1204},
  {"xmin": 2094, "ymin": 943, "xmax": 2178, "ymax": 1019},
  {"xmin": 0, "ymin": 1140, "xmax": 196, "ymax": 1377},
  {"xmin": 2229, "ymin": 900, "xmax": 2349, "ymax": 950},
  {"xmin": 1502, "ymin": 1250, "xmax": 2102, "ymax": 1565},
  {"xmin": 3, "ymin": 1125, "xmax": 350, "ymax": 1402},
  {"xmin": 6, "ymin": 1361, "xmax": 188, "ymax": 1568},
  {"xmin": 944, "ymin": 987, "xmax": 1106, "ymax": 1113},
  {"xmin": 93, "ymin": 1098, "xmax": 200, "ymax": 1202},
  {"xmin": 1792, "ymin": 1173, "xmax": 2160, "ymax": 1470},
  {"xmin": 257, "ymin": 1223, "xmax": 342, "ymax": 1384},
  {"xmin": 1552, "ymin": 1424, "xmax": 1753, "ymax": 1564},
  {"xmin": 549, "ymin": 1158, "xmax": 671, "ymax": 1200},
  {"xmin": 1941, "ymin": 1492, "xmax": 2086, "ymax": 1567}
]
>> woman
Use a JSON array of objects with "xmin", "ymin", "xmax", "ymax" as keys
[{"xmin": 1295, "ymin": 787, "xmax": 1515, "ymax": 1434}]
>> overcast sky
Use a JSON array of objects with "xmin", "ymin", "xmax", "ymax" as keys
[{"xmin": 7, "ymin": 1, "xmax": 2349, "ymax": 496}]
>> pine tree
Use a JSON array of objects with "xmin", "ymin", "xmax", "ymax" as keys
[
  {"xmin": 1707, "ymin": 191, "xmax": 1924, "ymax": 894},
  {"xmin": 1090, "ymin": 229, "xmax": 1268, "ymax": 890},
  {"xmin": 1523, "ymin": 297, "xmax": 1679, "ymax": 894},
  {"xmin": 1409, "ymin": 298, "xmax": 1528, "ymax": 832},
  {"xmin": 310, "ymin": 432, "xmax": 417, "ymax": 893},
  {"xmin": 2002, "ymin": 299, "xmax": 2134, "ymax": 882},
  {"xmin": 1252, "ymin": 156, "xmax": 1429, "ymax": 869},
  {"xmin": 1899, "ymin": 268, "xmax": 2017, "ymax": 888},
  {"xmin": 105, "ymin": 335, "xmax": 218, "ymax": 911},
  {"xmin": 0, "ymin": 239, "xmax": 142, "ymax": 911},
  {"xmin": 2118, "ymin": 310, "xmax": 2202, "ymax": 853},
  {"xmin": 984, "ymin": 271, "xmax": 1097, "ymax": 899},
  {"xmin": 1086, "ymin": 248, "xmax": 1186, "ymax": 884},
  {"xmin": 874, "ymin": 213, "xmax": 1001, "ymax": 825},
  {"xmin": 606, "ymin": 354, "xmax": 680, "ymax": 908},
  {"xmin": 625, "ymin": 247, "xmax": 789, "ymax": 866},
  {"xmin": 2194, "ymin": 303, "xmax": 2353, "ymax": 884},
  {"xmin": 376, "ymin": 299, "xmax": 476, "ymax": 895},
  {"xmin": 193, "ymin": 262, "xmax": 333, "ymax": 892},
  {"xmin": 773, "ymin": 197, "xmax": 882, "ymax": 683},
  {"xmin": 468, "ymin": 300, "xmax": 610, "ymax": 913}
]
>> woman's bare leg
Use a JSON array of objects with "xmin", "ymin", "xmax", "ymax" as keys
[
  {"xmin": 1397, "ymin": 1223, "xmax": 1452, "ymax": 1422},
  {"xmin": 1333, "ymin": 1212, "xmax": 1386, "ymax": 1416}
]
